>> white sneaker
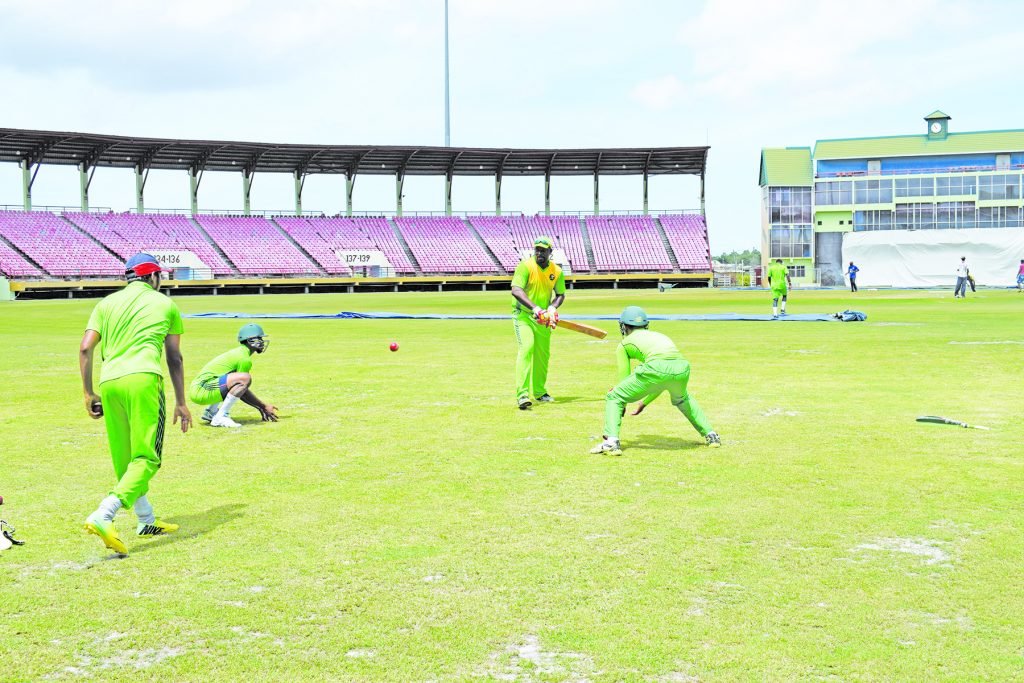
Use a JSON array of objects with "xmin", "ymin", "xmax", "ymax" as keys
[
  {"xmin": 589, "ymin": 439, "xmax": 622, "ymax": 456},
  {"xmin": 210, "ymin": 415, "xmax": 241, "ymax": 428}
]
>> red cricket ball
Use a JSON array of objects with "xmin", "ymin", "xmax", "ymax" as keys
[{"xmin": 389, "ymin": 342, "xmax": 399, "ymax": 352}]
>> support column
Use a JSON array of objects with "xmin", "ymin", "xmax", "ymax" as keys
[
  {"xmin": 699, "ymin": 170, "xmax": 706, "ymax": 215},
  {"xmin": 544, "ymin": 173, "xmax": 551, "ymax": 216},
  {"xmin": 495, "ymin": 174, "xmax": 502, "ymax": 215},
  {"xmin": 79, "ymin": 163, "xmax": 90, "ymax": 212},
  {"xmin": 135, "ymin": 165, "xmax": 146, "ymax": 214},
  {"xmin": 396, "ymin": 173, "xmax": 404, "ymax": 216},
  {"xmin": 21, "ymin": 160, "xmax": 31, "ymax": 211},
  {"xmin": 242, "ymin": 170, "xmax": 252, "ymax": 216},
  {"xmin": 294, "ymin": 171, "xmax": 303, "ymax": 216},
  {"xmin": 642, "ymin": 171, "xmax": 649, "ymax": 215},
  {"xmin": 189, "ymin": 167, "xmax": 199, "ymax": 215},
  {"xmin": 346, "ymin": 172, "xmax": 354, "ymax": 217},
  {"xmin": 593, "ymin": 172, "xmax": 600, "ymax": 216},
  {"xmin": 445, "ymin": 173, "xmax": 453, "ymax": 216}
]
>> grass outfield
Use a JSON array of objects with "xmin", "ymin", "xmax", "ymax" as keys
[{"xmin": 0, "ymin": 287, "xmax": 1021, "ymax": 681}]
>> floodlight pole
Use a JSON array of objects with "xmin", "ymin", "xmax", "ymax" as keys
[{"xmin": 444, "ymin": 0, "xmax": 450, "ymax": 147}]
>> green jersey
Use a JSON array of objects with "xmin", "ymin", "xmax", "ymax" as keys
[
  {"xmin": 616, "ymin": 329, "xmax": 685, "ymax": 380},
  {"xmin": 195, "ymin": 345, "xmax": 253, "ymax": 383},
  {"xmin": 512, "ymin": 257, "xmax": 566, "ymax": 311},
  {"xmin": 767, "ymin": 263, "xmax": 789, "ymax": 290},
  {"xmin": 86, "ymin": 280, "xmax": 183, "ymax": 384}
]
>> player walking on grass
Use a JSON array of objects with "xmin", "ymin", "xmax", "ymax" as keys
[
  {"xmin": 591, "ymin": 306, "xmax": 720, "ymax": 456},
  {"xmin": 767, "ymin": 258, "xmax": 792, "ymax": 319},
  {"xmin": 511, "ymin": 237, "xmax": 566, "ymax": 409},
  {"xmin": 190, "ymin": 323, "xmax": 278, "ymax": 428},
  {"xmin": 1017, "ymin": 259, "xmax": 1024, "ymax": 293},
  {"xmin": 79, "ymin": 254, "xmax": 191, "ymax": 555}
]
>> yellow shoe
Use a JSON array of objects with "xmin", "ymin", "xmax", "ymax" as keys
[
  {"xmin": 137, "ymin": 520, "xmax": 179, "ymax": 536},
  {"xmin": 84, "ymin": 514, "xmax": 128, "ymax": 555}
]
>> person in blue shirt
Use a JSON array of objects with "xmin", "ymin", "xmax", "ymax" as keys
[{"xmin": 847, "ymin": 262, "xmax": 859, "ymax": 292}]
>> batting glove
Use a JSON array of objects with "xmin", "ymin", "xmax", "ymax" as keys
[{"xmin": 546, "ymin": 306, "xmax": 558, "ymax": 328}]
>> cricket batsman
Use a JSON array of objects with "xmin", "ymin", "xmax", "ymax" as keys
[
  {"xmin": 79, "ymin": 253, "xmax": 191, "ymax": 554},
  {"xmin": 510, "ymin": 236, "xmax": 566, "ymax": 409},
  {"xmin": 190, "ymin": 323, "xmax": 278, "ymax": 428},
  {"xmin": 590, "ymin": 306, "xmax": 720, "ymax": 456},
  {"xmin": 767, "ymin": 258, "xmax": 792, "ymax": 319}
]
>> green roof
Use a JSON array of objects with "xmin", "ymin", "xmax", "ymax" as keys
[
  {"xmin": 924, "ymin": 110, "xmax": 951, "ymax": 120},
  {"xmin": 813, "ymin": 129, "xmax": 1024, "ymax": 160},
  {"xmin": 759, "ymin": 147, "xmax": 812, "ymax": 186}
]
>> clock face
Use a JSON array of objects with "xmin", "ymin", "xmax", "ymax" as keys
[{"xmin": 930, "ymin": 122, "xmax": 942, "ymax": 134}]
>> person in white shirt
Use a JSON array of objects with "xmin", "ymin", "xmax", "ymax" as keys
[{"xmin": 954, "ymin": 256, "xmax": 969, "ymax": 298}]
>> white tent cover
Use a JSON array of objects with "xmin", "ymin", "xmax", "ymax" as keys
[{"xmin": 843, "ymin": 228, "xmax": 1024, "ymax": 287}]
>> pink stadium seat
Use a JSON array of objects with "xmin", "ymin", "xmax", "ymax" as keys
[
  {"xmin": 66, "ymin": 212, "xmax": 234, "ymax": 276},
  {"xmin": 393, "ymin": 216, "xmax": 499, "ymax": 274},
  {"xmin": 658, "ymin": 214, "xmax": 712, "ymax": 270},
  {"xmin": 193, "ymin": 216, "xmax": 319, "ymax": 276},
  {"xmin": 275, "ymin": 216, "xmax": 416, "ymax": 275},
  {"xmin": 584, "ymin": 215, "xmax": 672, "ymax": 272},
  {"xmin": 468, "ymin": 215, "xmax": 591, "ymax": 273},
  {"xmin": 0, "ymin": 237, "xmax": 43, "ymax": 278},
  {"xmin": 0, "ymin": 211, "xmax": 122, "ymax": 277}
]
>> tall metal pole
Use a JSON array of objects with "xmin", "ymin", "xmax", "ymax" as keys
[{"xmin": 444, "ymin": 0, "xmax": 450, "ymax": 146}]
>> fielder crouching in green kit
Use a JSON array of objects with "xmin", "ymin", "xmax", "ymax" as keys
[
  {"xmin": 591, "ymin": 306, "xmax": 720, "ymax": 456},
  {"xmin": 79, "ymin": 253, "xmax": 191, "ymax": 555}
]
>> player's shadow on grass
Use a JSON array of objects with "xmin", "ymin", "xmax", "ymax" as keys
[
  {"xmin": 552, "ymin": 396, "xmax": 603, "ymax": 404},
  {"xmin": 627, "ymin": 434, "xmax": 704, "ymax": 451},
  {"xmin": 130, "ymin": 503, "xmax": 247, "ymax": 554}
]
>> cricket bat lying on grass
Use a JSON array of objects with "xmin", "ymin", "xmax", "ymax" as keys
[
  {"xmin": 556, "ymin": 319, "xmax": 608, "ymax": 339},
  {"xmin": 916, "ymin": 415, "xmax": 990, "ymax": 430}
]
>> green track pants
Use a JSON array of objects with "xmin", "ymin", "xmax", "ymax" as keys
[
  {"xmin": 513, "ymin": 311, "xmax": 552, "ymax": 399},
  {"xmin": 603, "ymin": 359, "xmax": 713, "ymax": 439},
  {"xmin": 99, "ymin": 373, "xmax": 166, "ymax": 509}
]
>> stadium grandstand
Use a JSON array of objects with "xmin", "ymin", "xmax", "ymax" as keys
[
  {"xmin": 761, "ymin": 111, "xmax": 1024, "ymax": 287},
  {"xmin": 0, "ymin": 128, "xmax": 712, "ymax": 297}
]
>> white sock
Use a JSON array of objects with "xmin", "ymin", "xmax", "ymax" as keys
[
  {"xmin": 96, "ymin": 495, "xmax": 122, "ymax": 523},
  {"xmin": 772, "ymin": 305, "xmax": 778, "ymax": 316},
  {"xmin": 216, "ymin": 394, "xmax": 240, "ymax": 418},
  {"xmin": 781, "ymin": 302, "xmax": 787, "ymax": 313},
  {"xmin": 133, "ymin": 495, "xmax": 155, "ymax": 525}
]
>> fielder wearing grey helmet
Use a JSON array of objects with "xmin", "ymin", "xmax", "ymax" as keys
[
  {"xmin": 187, "ymin": 323, "xmax": 279, "ymax": 428},
  {"xmin": 591, "ymin": 306, "xmax": 720, "ymax": 455}
]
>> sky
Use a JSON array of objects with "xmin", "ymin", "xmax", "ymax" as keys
[{"xmin": 1, "ymin": 0, "xmax": 1023, "ymax": 252}]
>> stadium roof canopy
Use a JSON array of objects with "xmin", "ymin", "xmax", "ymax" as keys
[{"xmin": 0, "ymin": 128, "xmax": 708, "ymax": 177}]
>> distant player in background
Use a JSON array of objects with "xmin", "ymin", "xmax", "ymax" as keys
[
  {"xmin": 190, "ymin": 323, "xmax": 278, "ymax": 428},
  {"xmin": 591, "ymin": 306, "xmax": 719, "ymax": 456},
  {"xmin": 510, "ymin": 237, "xmax": 566, "ymax": 410},
  {"xmin": 1017, "ymin": 259, "xmax": 1024, "ymax": 293},
  {"xmin": 767, "ymin": 259, "xmax": 792, "ymax": 319},
  {"xmin": 847, "ymin": 261, "xmax": 859, "ymax": 292},
  {"xmin": 79, "ymin": 253, "xmax": 191, "ymax": 554},
  {"xmin": 954, "ymin": 256, "xmax": 969, "ymax": 298}
]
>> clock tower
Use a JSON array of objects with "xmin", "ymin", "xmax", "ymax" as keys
[{"xmin": 924, "ymin": 110, "xmax": 950, "ymax": 140}]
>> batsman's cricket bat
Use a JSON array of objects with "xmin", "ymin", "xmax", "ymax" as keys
[
  {"xmin": 916, "ymin": 415, "xmax": 990, "ymax": 430},
  {"xmin": 556, "ymin": 319, "xmax": 608, "ymax": 339}
]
